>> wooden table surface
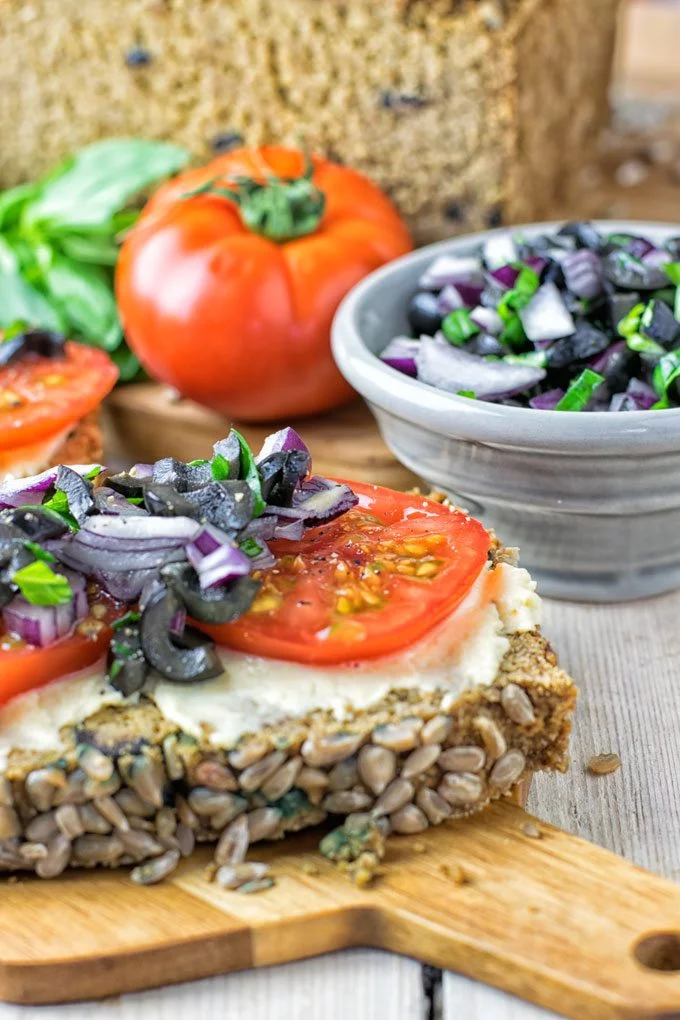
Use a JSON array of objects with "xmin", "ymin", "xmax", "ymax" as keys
[{"xmin": 4, "ymin": 4, "xmax": 679, "ymax": 1016}]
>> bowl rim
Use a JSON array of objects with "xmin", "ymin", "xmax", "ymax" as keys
[{"xmin": 332, "ymin": 219, "xmax": 680, "ymax": 454}]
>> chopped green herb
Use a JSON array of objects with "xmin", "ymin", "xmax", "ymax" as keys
[
  {"xmin": 664, "ymin": 262, "xmax": 680, "ymax": 287},
  {"xmin": 232, "ymin": 428, "xmax": 266, "ymax": 516},
  {"xmin": 211, "ymin": 453, "xmax": 230, "ymax": 481},
  {"xmin": 504, "ymin": 350, "xmax": 548, "ymax": 368},
  {"xmin": 625, "ymin": 333, "xmax": 665, "ymax": 357},
  {"xmin": 12, "ymin": 561, "xmax": 73, "ymax": 606},
  {"xmin": 41, "ymin": 489, "xmax": 79, "ymax": 531},
  {"xmin": 83, "ymin": 466, "xmax": 103, "ymax": 481},
  {"xmin": 111, "ymin": 611, "xmax": 141, "ymax": 631},
  {"xmin": 456, "ymin": 390, "xmax": 475, "ymax": 399},
  {"xmin": 111, "ymin": 639, "xmax": 135, "ymax": 658},
  {"xmin": 108, "ymin": 660, "xmax": 124, "ymax": 682},
  {"xmin": 187, "ymin": 459, "xmax": 209, "ymax": 467},
  {"xmin": 652, "ymin": 349, "xmax": 680, "ymax": 409},
  {"xmin": 675, "ymin": 288, "xmax": 680, "ymax": 323},
  {"xmin": 126, "ymin": 496, "xmax": 144, "ymax": 506},
  {"xmin": 554, "ymin": 369, "xmax": 604, "ymax": 412},
  {"xmin": 441, "ymin": 308, "xmax": 479, "ymax": 346},
  {"xmin": 617, "ymin": 302, "xmax": 645, "ymax": 338},
  {"xmin": 23, "ymin": 541, "xmax": 56, "ymax": 564},
  {"xmin": 498, "ymin": 314, "xmax": 526, "ymax": 351},
  {"xmin": 240, "ymin": 537, "xmax": 263, "ymax": 558}
]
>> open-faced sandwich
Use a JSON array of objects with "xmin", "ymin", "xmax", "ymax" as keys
[
  {"xmin": 0, "ymin": 428, "xmax": 576, "ymax": 884},
  {"xmin": 0, "ymin": 329, "xmax": 117, "ymax": 483}
]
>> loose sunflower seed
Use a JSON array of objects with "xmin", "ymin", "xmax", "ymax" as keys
[
  {"xmin": 247, "ymin": 807, "xmax": 282, "ymax": 842},
  {"xmin": 119, "ymin": 828, "xmax": 164, "ymax": 860},
  {"xmin": 228, "ymin": 736, "xmax": 270, "ymax": 771},
  {"xmin": 0, "ymin": 842, "xmax": 22, "ymax": 869},
  {"xmin": 36, "ymin": 834, "xmax": 71, "ymax": 878},
  {"xmin": 216, "ymin": 861, "xmax": 270, "ymax": 889},
  {"xmin": 162, "ymin": 734, "xmax": 185, "ymax": 781},
  {"xmin": 53, "ymin": 768, "xmax": 87, "ymax": 806},
  {"xmin": 421, "ymin": 715, "xmax": 453, "ymax": 746},
  {"xmin": 439, "ymin": 772, "xmax": 485, "ymax": 806},
  {"xmin": 19, "ymin": 841, "xmax": 48, "ymax": 861},
  {"xmin": 191, "ymin": 759, "xmax": 238, "ymax": 792},
  {"xmin": 76, "ymin": 744, "xmax": 114, "ymax": 783},
  {"xmin": 416, "ymin": 787, "xmax": 452, "ymax": 825},
  {"xmin": 401, "ymin": 744, "xmax": 441, "ymax": 779},
  {"xmin": 239, "ymin": 751, "xmax": 287, "ymax": 793},
  {"xmin": 357, "ymin": 745, "xmax": 397, "ymax": 796},
  {"xmin": 188, "ymin": 787, "xmax": 238, "ymax": 816},
  {"xmin": 0, "ymin": 778, "xmax": 13, "ymax": 807},
  {"xmin": 372, "ymin": 719, "xmax": 422, "ymax": 753},
  {"xmin": 115, "ymin": 789, "xmax": 155, "ymax": 818},
  {"xmin": 176, "ymin": 823, "xmax": 195, "ymax": 858},
  {"xmin": 155, "ymin": 807, "xmax": 177, "ymax": 840},
  {"xmin": 373, "ymin": 778, "xmax": 414, "ymax": 817},
  {"xmin": 73, "ymin": 833, "xmax": 125, "ymax": 867},
  {"xmin": 261, "ymin": 757, "xmax": 302, "ymax": 801},
  {"xmin": 327, "ymin": 757, "xmax": 359, "ymax": 792},
  {"xmin": 587, "ymin": 752, "xmax": 621, "ymax": 775},
  {"xmin": 94, "ymin": 796, "xmax": 129, "ymax": 832},
  {"xmin": 0, "ymin": 805, "xmax": 21, "ymax": 840},
  {"xmin": 301, "ymin": 731, "xmax": 363, "ymax": 767},
  {"xmin": 129, "ymin": 817, "xmax": 155, "ymax": 832},
  {"xmin": 237, "ymin": 877, "xmax": 275, "ymax": 895},
  {"xmin": 125, "ymin": 755, "xmax": 165, "ymax": 809},
  {"xmin": 473, "ymin": 716, "xmax": 507, "ymax": 760},
  {"xmin": 80, "ymin": 803, "xmax": 113, "ymax": 835},
  {"xmin": 323, "ymin": 790, "xmax": 373, "ymax": 814},
  {"xmin": 131, "ymin": 849, "xmax": 180, "ymax": 885},
  {"xmin": 489, "ymin": 749, "xmax": 526, "ymax": 790},
  {"xmin": 501, "ymin": 684, "xmax": 536, "ymax": 725},
  {"xmin": 25, "ymin": 767, "xmax": 67, "ymax": 812},
  {"xmin": 176, "ymin": 795, "xmax": 200, "ymax": 830},
  {"xmin": 215, "ymin": 814, "xmax": 249, "ymax": 866},
  {"xmin": 55, "ymin": 804, "xmax": 85, "ymax": 839},
  {"xmin": 25, "ymin": 811, "xmax": 58, "ymax": 842},
  {"xmin": 83, "ymin": 772, "xmax": 121, "ymax": 800},
  {"xmin": 438, "ymin": 746, "xmax": 486, "ymax": 774},
  {"xmin": 295, "ymin": 766, "xmax": 330, "ymax": 804},
  {"xmin": 390, "ymin": 804, "xmax": 429, "ymax": 835}
]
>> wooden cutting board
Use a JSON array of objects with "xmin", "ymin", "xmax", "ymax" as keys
[
  {"xmin": 103, "ymin": 384, "xmax": 419, "ymax": 490},
  {"xmin": 1, "ymin": 801, "xmax": 680, "ymax": 1017}
]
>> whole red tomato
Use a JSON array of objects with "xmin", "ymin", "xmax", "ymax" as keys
[{"xmin": 115, "ymin": 146, "xmax": 412, "ymax": 421}]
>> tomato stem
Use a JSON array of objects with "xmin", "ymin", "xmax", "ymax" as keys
[{"xmin": 185, "ymin": 158, "xmax": 325, "ymax": 242}]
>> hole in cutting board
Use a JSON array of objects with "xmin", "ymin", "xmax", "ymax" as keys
[{"xmin": 634, "ymin": 933, "xmax": 680, "ymax": 972}]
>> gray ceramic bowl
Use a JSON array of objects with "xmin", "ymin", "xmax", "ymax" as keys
[{"xmin": 332, "ymin": 220, "xmax": 680, "ymax": 602}]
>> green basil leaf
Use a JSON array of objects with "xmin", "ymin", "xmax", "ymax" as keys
[
  {"xmin": 498, "ymin": 314, "xmax": 526, "ymax": 351},
  {"xmin": 110, "ymin": 344, "xmax": 141, "ymax": 380},
  {"xmin": 57, "ymin": 233, "xmax": 121, "ymax": 266},
  {"xmin": 441, "ymin": 309, "xmax": 479, "ymax": 346},
  {"xmin": 22, "ymin": 541, "xmax": 57, "ymax": 564},
  {"xmin": 0, "ymin": 237, "xmax": 19, "ymax": 273},
  {"xmin": 111, "ymin": 611, "xmax": 141, "ymax": 631},
  {"xmin": 24, "ymin": 139, "xmax": 190, "ymax": 230},
  {"xmin": 211, "ymin": 454, "xmax": 230, "ymax": 481},
  {"xmin": 0, "ymin": 268, "xmax": 65, "ymax": 332},
  {"xmin": 40, "ymin": 490, "xmax": 80, "ymax": 531},
  {"xmin": 554, "ymin": 369, "xmax": 604, "ymax": 412},
  {"xmin": 44, "ymin": 255, "xmax": 119, "ymax": 345},
  {"xmin": 456, "ymin": 390, "xmax": 475, "ymax": 399},
  {"xmin": 0, "ymin": 181, "xmax": 42, "ymax": 231},
  {"xmin": 232, "ymin": 428, "xmax": 266, "ymax": 517},
  {"xmin": 664, "ymin": 262, "xmax": 680, "ymax": 287},
  {"xmin": 12, "ymin": 560, "xmax": 73, "ymax": 606},
  {"xmin": 653, "ymin": 349, "xmax": 680, "ymax": 405}
]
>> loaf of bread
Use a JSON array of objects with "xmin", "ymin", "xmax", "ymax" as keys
[{"xmin": 0, "ymin": 0, "xmax": 620, "ymax": 243}]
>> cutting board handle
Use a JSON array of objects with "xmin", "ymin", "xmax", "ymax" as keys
[{"xmin": 361, "ymin": 804, "xmax": 680, "ymax": 1020}]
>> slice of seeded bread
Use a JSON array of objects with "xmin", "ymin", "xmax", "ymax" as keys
[{"xmin": 0, "ymin": 627, "xmax": 576, "ymax": 880}]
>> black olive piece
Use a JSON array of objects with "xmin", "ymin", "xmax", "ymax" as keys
[
  {"xmin": 640, "ymin": 299, "xmax": 680, "ymax": 348},
  {"xmin": 486, "ymin": 205, "xmax": 503, "ymax": 229},
  {"xmin": 213, "ymin": 431, "xmax": 241, "ymax": 478},
  {"xmin": 544, "ymin": 323, "xmax": 610, "ymax": 369},
  {"xmin": 556, "ymin": 221, "xmax": 603, "ymax": 250},
  {"xmin": 172, "ymin": 625, "xmax": 214, "ymax": 651},
  {"xmin": 652, "ymin": 287, "xmax": 676, "ymax": 309},
  {"xmin": 106, "ymin": 472, "xmax": 146, "ymax": 499},
  {"xmin": 139, "ymin": 585, "xmax": 222, "ymax": 683},
  {"xmin": 600, "ymin": 347, "xmax": 637, "ymax": 394},
  {"xmin": 407, "ymin": 291, "xmax": 443, "ymax": 336},
  {"xmin": 258, "ymin": 450, "xmax": 311, "ymax": 507},
  {"xmin": 93, "ymin": 487, "xmax": 149, "ymax": 517},
  {"xmin": 542, "ymin": 260, "xmax": 565, "ymax": 289},
  {"xmin": 151, "ymin": 457, "xmax": 213, "ymax": 493},
  {"xmin": 108, "ymin": 623, "xmax": 149, "ymax": 696},
  {"xmin": 143, "ymin": 482, "xmax": 202, "ymax": 518},
  {"xmin": 603, "ymin": 251, "xmax": 669, "ymax": 291},
  {"xmin": 443, "ymin": 200, "xmax": 465, "ymax": 222},
  {"xmin": 161, "ymin": 561, "xmax": 260, "ymax": 624},
  {"xmin": 470, "ymin": 333, "xmax": 506, "ymax": 357},
  {"xmin": 125, "ymin": 46, "xmax": 152, "ymax": 67},
  {"xmin": 55, "ymin": 466, "xmax": 94, "ymax": 525},
  {"xmin": 1, "ymin": 506, "xmax": 69, "ymax": 541},
  {"xmin": 665, "ymin": 237, "xmax": 680, "ymax": 260},
  {"xmin": 480, "ymin": 280, "xmax": 507, "ymax": 309},
  {"xmin": 0, "ymin": 329, "xmax": 66, "ymax": 368},
  {"xmin": 191, "ymin": 481, "xmax": 254, "ymax": 535},
  {"xmin": 210, "ymin": 131, "xmax": 244, "ymax": 154},
  {"xmin": 0, "ymin": 541, "xmax": 32, "ymax": 606},
  {"xmin": 608, "ymin": 291, "xmax": 640, "ymax": 330}
]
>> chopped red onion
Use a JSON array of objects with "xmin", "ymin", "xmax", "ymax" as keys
[
  {"xmin": 626, "ymin": 377, "xmax": 657, "ymax": 410},
  {"xmin": 489, "ymin": 265, "xmax": 519, "ymax": 290},
  {"xmin": 436, "ymin": 284, "xmax": 465, "ymax": 314},
  {"xmin": 523, "ymin": 256, "xmax": 548, "ymax": 277},
  {"xmin": 416, "ymin": 338, "xmax": 545, "ymax": 399},
  {"xmin": 3, "ymin": 569, "xmax": 87, "ymax": 647},
  {"xmin": 0, "ymin": 464, "xmax": 101, "ymax": 511},
  {"xmin": 482, "ymin": 232, "xmax": 518, "ymax": 270},
  {"xmin": 380, "ymin": 336, "xmax": 419, "ymax": 377},
  {"xmin": 186, "ymin": 523, "xmax": 251, "ymax": 589},
  {"xmin": 562, "ymin": 250, "xmax": 603, "ymax": 300},
  {"xmin": 257, "ymin": 427, "xmax": 311, "ymax": 463},
  {"xmin": 469, "ymin": 306, "xmax": 503, "ymax": 336},
  {"xmin": 609, "ymin": 392, "xmax": 638, "ymax": 412},
  {"xmin": 417, "ymin": 254, "xmax": 484, "ymax": 291},
  {"xmin": 590, "ymin": 340, "xmax": 627, "ymax": 375},
  {"xmin": 529, "ymin": 388, "xmax": 565, "ymax": 410},
  {"xmin": 519, "ymin": 282, "xmax": 575, "ymax": 343}
]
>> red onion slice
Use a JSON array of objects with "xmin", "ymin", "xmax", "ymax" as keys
[
  {"xmin": 257, "ymin": 427, "xmax": 311, "ymax": 464},
  {"xmin": 186, "ymin": 524, "xmax": 251, "ymax": 590},
  {"xmin": 416, "ymin": 337, "xmax": 545, "ymax": 399},
  {"xmin": 0, "ymin": 464, "xmax": 102, "ymax": 511},
  {"xmin": 519, "ymin": 282, "xmax": 575, "ymax": 343}
]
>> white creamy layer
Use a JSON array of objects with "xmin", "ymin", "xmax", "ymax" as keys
[
  {"xmin": 0, "ymin": 428, "xmax": 71, "ymax": 483},
  {"xmin": 0, "ymin": 562, "xmax": 540, "ymax": 764}
]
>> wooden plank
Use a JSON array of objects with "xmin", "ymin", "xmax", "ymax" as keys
[
  {"xmin": 442, "ymin": 592, "xmax": 680, "ymax": 1018},
  {"xmin": 0, "ymin": 950, "xmax": 424, "ymax": 1020}
]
